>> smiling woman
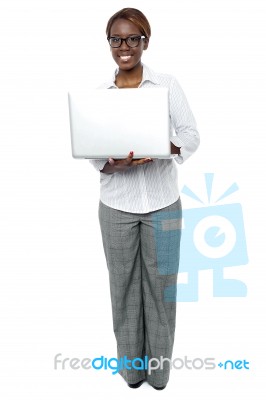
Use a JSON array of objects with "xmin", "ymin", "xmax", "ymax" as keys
[
  {"xmin": 89, "ymin": 7, "xmax": 200, "ymax": 391},
  {"xmin": 107, "ymin": 15, "xmax": 150, "ymax": 88}
]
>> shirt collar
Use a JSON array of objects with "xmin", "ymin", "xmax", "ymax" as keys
[{"xmin": 103, "ymin": 63, "xmax": 160, "ymax": 89}]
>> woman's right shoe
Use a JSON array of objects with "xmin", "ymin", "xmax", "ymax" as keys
[{"xmin": 150, "ymin": 384, "xmax": 167, "ymax": 390}]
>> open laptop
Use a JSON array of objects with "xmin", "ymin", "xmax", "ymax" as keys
[{"xmin": 68, "ymin": 88, "xmax": 170, "ymax": 159}]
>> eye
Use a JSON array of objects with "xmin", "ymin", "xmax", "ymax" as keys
[
  {"xmin": 111, "ymin": 37, "xmax": 120, "ymax": 43},
  {"xmin": 129, "ymin": 36, "xmax": 140, "ymax": 42}
]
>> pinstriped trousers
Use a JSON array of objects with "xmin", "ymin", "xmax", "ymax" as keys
[{"xmin": 98, "ymin": 197, "xmax": 182, "ymax": 387}]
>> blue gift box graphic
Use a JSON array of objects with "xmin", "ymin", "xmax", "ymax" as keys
[{"xmin": 152, "ymin": 173, "xmax": 249, "ymax": 302}]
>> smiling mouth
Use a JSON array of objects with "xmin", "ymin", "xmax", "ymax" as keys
[{"xmin": 120, "ymin": 56, "xmax": 132, "ymax": 62}]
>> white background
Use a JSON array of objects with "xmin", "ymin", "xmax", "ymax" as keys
[{"xmin": 0, "ymin": 0, "xmax": 265, "ymax": 398}]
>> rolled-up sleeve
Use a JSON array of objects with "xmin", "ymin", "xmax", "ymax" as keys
[
  {"xmin": 169, "ymin": 77, "xmax": 200, "ymax": 164},
  {"xmin": 89, "ymin": 159, "xmax": 108, "ymax": 172}
]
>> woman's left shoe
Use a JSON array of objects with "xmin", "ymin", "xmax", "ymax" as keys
[{"xmin": 128, "ymin": 379, "xmax": 145, "ymax": 389}]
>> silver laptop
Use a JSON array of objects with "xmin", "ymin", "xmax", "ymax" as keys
[{"xmin": 68, "ymin": 88, "xmax": 170, "ymax": 159}]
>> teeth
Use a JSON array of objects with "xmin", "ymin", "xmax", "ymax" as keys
[{"xmin": 120, "ymin": 56, "xmax": 131, "ymax": 61}]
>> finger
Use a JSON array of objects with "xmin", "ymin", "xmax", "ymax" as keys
[
  {"xmin": 134, "ymin": 158, "xmax": 153, "ymax": 165},
  {"xmin": 124, "ymin": 151, "xmax": 134, "ymax": 165}
]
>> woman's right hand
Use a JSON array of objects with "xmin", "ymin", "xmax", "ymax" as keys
[{"xmin": 100, "ymin": 151, "xmax": 153, "ymax": 174}]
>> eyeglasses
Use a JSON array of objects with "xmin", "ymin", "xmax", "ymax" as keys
[{"xmin": 107, "ymin": 35, "xmax": 146, "ymax": 48}]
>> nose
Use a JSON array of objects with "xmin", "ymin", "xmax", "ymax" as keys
[{"xmin": 120, "ymin": 38, "xmax": 130, "ymax": 50}]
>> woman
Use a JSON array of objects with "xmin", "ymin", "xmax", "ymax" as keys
[{"xmin": 90, "ymin": 8, "xmax": 200, "ymax": 390}]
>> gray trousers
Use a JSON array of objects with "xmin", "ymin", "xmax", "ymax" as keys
[{"xmin": 98, "ymin": 198, "xmax": 182, "ymax": 387}]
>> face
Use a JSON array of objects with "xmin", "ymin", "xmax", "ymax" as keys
[{"xmin": 108, "ymin": 18, "xmax": 149, "ymax": 71}]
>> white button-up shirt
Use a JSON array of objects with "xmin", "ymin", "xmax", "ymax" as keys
[{"xmin": 89, "ymin": 64, "xmax": 200, "ymax": 213}]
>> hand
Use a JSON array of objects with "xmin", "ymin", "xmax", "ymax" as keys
[
  {"xmin": 170, "ymin": 142, "xmax": 181, "ymax": 155},
  {"xmin": 101, "ymin": 151, "xmax": 153, "ymax": 174}
]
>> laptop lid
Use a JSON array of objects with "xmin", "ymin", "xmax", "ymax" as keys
[{"xmin": 68, "ymin": 87, "xmax": 170, "ymax": 159}]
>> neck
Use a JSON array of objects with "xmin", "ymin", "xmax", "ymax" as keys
[{"xmin": 116, "ymin": 62, "xmax": 143, "ymax": 88}]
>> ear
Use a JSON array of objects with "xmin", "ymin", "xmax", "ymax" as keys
[{"xmin": 143, "ymin": 37, "xmax": 149, "ymax": 50}]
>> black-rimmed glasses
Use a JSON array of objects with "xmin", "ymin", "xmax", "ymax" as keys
[{"xmin": 107, "ymin": 35, "xmax": 146, "ymax": 48}]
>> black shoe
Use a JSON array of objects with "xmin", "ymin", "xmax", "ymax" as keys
[
  {"xmin": 128, "ymin": 379, "xmax": 145, "ymax": 389},
  {"xmin": 150, "ymin": 384, "xmax": 166, "ymax": 390}
]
